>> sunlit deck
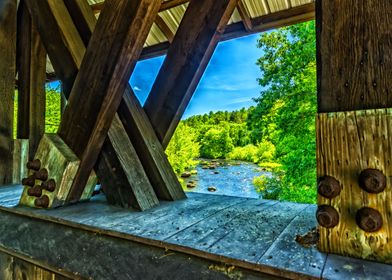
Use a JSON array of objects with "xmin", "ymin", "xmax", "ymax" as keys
[{"xmin": 0, "ymin": 185, "xmax": 391, "ymax": 279}]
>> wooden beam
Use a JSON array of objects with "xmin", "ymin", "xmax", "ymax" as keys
[
  {"xmin": 144, "ymin": 0, "xmax": 240, "ymax": 148},
  {"xmin": 25, "ymin": 0, "xmax": 81, "ymax": 97},
  {"xmin": 68, "ymin": 0, "xmax": 185, "ymax": 202},
  {"xmin": 317, "ymin": 0, "xmax": 392, "ymax": 112},
  {"xmin": 59, "ymin": 0, "xmax": 161, "ymax": 203},
  {"xmin": 237, "ymin": 1, "xmax": 253, "ymax": 32},
  {"xmin": 139, "ymin": 3, "xmax": 315, "ymax": 60},
  {"xmin": 155, "ymin": 14, "xmax": 174, "ymax": 43},
  {"xmin": 17, "ymin": 0, "xmax": 47, "ymax": 159},
  {"xmin": 92, "ymin": 0, "xmax": 189, "ymax": 14},
  {"xmin": 63, "ymin": 0, "xmax": 96, "ymax": 47},
  {"xmin": 0, "ymin": 0, "xmax": 17, "ymax": 185}
]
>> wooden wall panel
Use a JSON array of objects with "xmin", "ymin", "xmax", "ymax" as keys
[
  {"xmin": 317, "ymin": 0, "xmax": 392, "ymax": 113},
  {"xmin": 0, "ymin": 0, "xmax": 17, "ymax": 185}
]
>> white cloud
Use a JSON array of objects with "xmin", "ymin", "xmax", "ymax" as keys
[{"xmin": 133, "ymin": 86, "xmax": 141, "ymax": 92}]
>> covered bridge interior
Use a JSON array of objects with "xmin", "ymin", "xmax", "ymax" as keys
[{"xmin": 0, "ymin": 0, "xmax": 391, "ymax": 279}]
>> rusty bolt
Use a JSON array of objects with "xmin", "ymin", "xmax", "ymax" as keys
[
  {"xmin": 35, "ymin": 168, "xmax": 48, "ymax": 181},
  {"xmin": 26, "ymin": 159, "xmax": 41, "ymax": 171},
  {"xmin": 22, "ymin": 175, "xmax": 35, "ymax": 187},
  {"xmin": 358, "ymin": 169, "xmax": 386, "ymax": 193},
  {"xmin": 356, "ymin": 207, "xmax": 383, "ymax": 232},
  {"xmin": 34, "ymin": 195, "xmax": 50, "ymax": 208},
  {"xmin": 318, "ymin": 176, "xmax": 342, "ymax": 198},
  {"xmin": 42, "ymin": 179, "xmax": 56, "ymax": 192},
  {"xmin": 316, "ymin": 205, "xmax": 339, "ymax": 228},
  {"xmin": 27, "ymin": 185, "xmax": 42, "ymax": 197}
]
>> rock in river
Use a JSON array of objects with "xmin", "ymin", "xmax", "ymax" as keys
[
  {"xmin": 181, "ymin": 172, "xmax": 191, "ymax": 178},
  {"xmin": 207, "ymin": 186, "xmax": 217, "ymax": 192}
]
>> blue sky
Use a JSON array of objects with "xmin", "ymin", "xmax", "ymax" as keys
[
  {"xmin": 130, "ymin": 33, "xmax": 264, "ymax": 119},
  {"xmin": 49, "ymin": 33, "xmax": 264, "ymax": 119}
]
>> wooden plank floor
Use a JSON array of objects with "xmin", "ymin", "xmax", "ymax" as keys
[{"xmin": 0, "ymin": 185, "xmax": 392, "ymax": 279}]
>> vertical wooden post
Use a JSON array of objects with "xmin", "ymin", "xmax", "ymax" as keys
[
  {"xmin": 17, "ymin": 0, "xmax": 47, "ymax": 159},
  {"xmin": 316, "ymin": 0, "xmax": 392, "ymax": 262},
  {"xmin": 0, "ymin": 0, "xmax": 17, "ymax": 185},
  {"xmin": 144, "ymin": 0, "xmax": 239, "ymax": 148}
]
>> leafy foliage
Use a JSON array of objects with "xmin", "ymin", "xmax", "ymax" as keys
[{"xmin": 166, "ymin": 123, "xmax": 200, "ymax": 174}]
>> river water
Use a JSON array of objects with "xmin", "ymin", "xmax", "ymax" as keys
[{"xmin": 182, "ymin": 160, "xmax": 272, "ymax": 198}]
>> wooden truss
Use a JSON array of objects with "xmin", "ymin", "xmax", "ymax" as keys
[{"xmin": 8, "ymin": 0, "xmax": 239, "ymax": 210}]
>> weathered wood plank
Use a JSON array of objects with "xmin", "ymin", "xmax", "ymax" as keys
[
  {"xmin": 322, "ymin": 253, "xmax": 392, "ymax": 280},
  {"xmin": 204, "ymin": 202, "xmax": 306, "ymax": 262},
  {"xmin": 317, "ymin": 109, "xmax": 392, "ymax": 263},
  {"xmin": 0, "ymin": 251, "xmax": 13, "ymax": 280},
  {"xmin": 18, "ymin": 134, "xmax": 97, "ymax": 208},
  {"xmin": 0, "ymin": 208, "xmax": 279, "ymax": 280},
  {"xmin": 237, "ymin": 1, "xmax": 253, "ymax": 31},
  {"xmin": 17, "ymin": 1, "xmax": 46, "ymax": 159},
  {"xmin": 98, "ymin": 115, "xmax": 159, "ymax": 210},
  {"xmin": 258, "ymin": 205, "xmax": 326, "ymax": 279},
  {"xmin": 0, "ymin": 0, "xmax": 17, "ymax": 185},
  {"xmin": 155, "ymin": 14, "xmax": 174, "ymax": 43},
  {"xmin": 12, "ymin": 139, "xmax": 29, "ymax": 184},
  {"xmin": 118, "ymin": 88, "xmax": 185, "ymax": 201},
  {"xmin": 25, "ymin": 0, "xmax": 78, "ymax": 97},
  {"xmin": 144, "ymin": 0, "xmax": 239, "ymax": 148},
  {"xmin": 58, "ymin": 0, "xmax": 161, "ymax": 203},
  {"xmin": 317, "ymin": 0, "xmax": 392, "ymax": 112}
]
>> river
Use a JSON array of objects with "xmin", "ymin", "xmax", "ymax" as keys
[{"xmin": 182, "ymin": 159, "xmax": 272, "ymax": 198}]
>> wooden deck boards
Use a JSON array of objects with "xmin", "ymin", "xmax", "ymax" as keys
[{"xmin": 0, "ymin": 185, "xmax": 391, "ymax": 279}]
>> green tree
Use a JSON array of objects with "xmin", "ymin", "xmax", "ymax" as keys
[
  {"xmin": 199, "ymin": 126, "xmax": 234, "ymax": 159},
  {"xmin": 249, "ymin": 21, "xmax": 317, "ymax": 203},
  {"xmin": 166, "ymin": 123, "xmax": 200, "ymax": 174}
]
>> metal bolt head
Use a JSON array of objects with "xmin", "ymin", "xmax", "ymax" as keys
[
  {"xmin": 42, "ymin": 179, "xmax": 56, "ymax": 192},
  {"xmin": 26, "ymin": 159, "xmax": 41, "ymax": 171},
  {"xmin": 316, "ymin": 205, "xmax": 339, "ymax": 228},
  {"xmin": 35, "ymin": 168, "xmax": 49, "ymax": 181},
  {"xmin": 358, "ymin": 169, "xmax": 386, "ymax": 193},
  {"xmin": 318, "ymin": 176, "xmax": 342, "ymax": 198},
  {"xmin": 356, "ymin": 207, "xmax": 383, "ymax": 232},
  {"xmin": 34, "ymin": 195, "xmax": 50, "ymax": 208}
]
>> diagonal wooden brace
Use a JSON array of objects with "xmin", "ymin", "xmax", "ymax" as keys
[{"xmin": 22, "ymin": 1, "xmax": 167, "ymax": 208}]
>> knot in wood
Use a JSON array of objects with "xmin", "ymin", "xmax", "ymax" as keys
[
  {"xmin": 316, "ymin": 205, "xmax": 339, "ymax": 228},
  {"xmin": 358, "ymin": 169, "xmax": 386, "ymax": 193},
  {"xmin": 26, "ymin": 159, "xmax": 41, "ymax": 171},
  {"xmin": 318, "ymin": 176, "xmax": 341, "ymax": 198},
  {"xmin": 356, "ymin": 207, "xmax": 383, "ymax": 232},
  {"xmin": 41, "ymin": 179, "xmax": 56, "ymax": 192},
  {"xmin": 34, "ymin": 195, "xmax": 50, "ymax": 208},
  {"xmin": 35, "ymin": 168, "xmax": 48, "ymax": 181}
]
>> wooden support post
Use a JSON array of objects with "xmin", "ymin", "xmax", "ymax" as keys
[
  {"xmin": 144, "ymin": 0, "xmax": 239, "ymax": 148},
  {"xmin": 62, "ymin": 0, "xmax": 185, "ymax": 203},
  {"xmin": 0, "ymin": 0, "xmax": 17, "ymax": 185},
  {"xmin": 59, "ymin": 0, "xmax": 161, "ymax": 204},
  {"xmin": 316, "ymin": 0, "xmax": 392, "ymax": 262},
  {"xmin": 17, "ymin": 0, "xmax": 47, "ymax": 159}
]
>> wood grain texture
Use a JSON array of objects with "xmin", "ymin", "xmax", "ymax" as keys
[
  {"xmin": 317, "ymin": 0, "xmax": 392, "ymax": 112},
  {"xmin": 317, "ymin": 109, "xmax": 392, "ymax": 262},
  {"xmin": 25, "ymin": 0, "xmax": 78, "ymax": 97},
  {"xmin": 19, "ymin": 134, "xmax": 96, "ymax": 208},
  {"xmin": 2, "ymin": 187, "xmax": 392, "ymax": 280},
  {"xmin": 67, "ymin": 0, "xmax": 185, "ymax": 203},
  {"xmin": 12, "ymin": 139, "xmax": 29, "ymax": 184},
  {"xmin": 118, "ymin": 88, "xmax": 185, "ymax": 201},
  {"xmin": 17, "ymin": 1, "xmax": 47, "ymax": 159},
  {"xmin": 58, "ymin": 0, "xmax": 161, "ymax": 203},
  {"xmin": 144, "ymin": 0, "xmax": 239, "ymax": 148},
  {"xmin": 98, "ymin": 115, "xmax": 159, "ymax": 210},
  {"xmin": 0, "ymin": 0, "xmax": 17, "ymax": 185}
]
